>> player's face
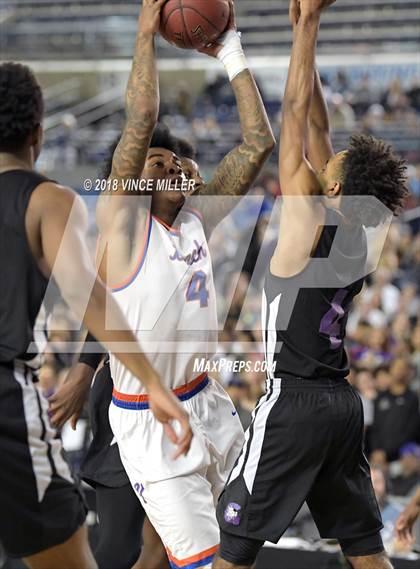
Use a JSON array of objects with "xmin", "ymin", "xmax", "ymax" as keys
[
  {"xmin": 180, "ymin": 157, "xmax": 204, "ymax": 195},
  {"xmin": 142, "ymin": 147, "xmax": 186, "ymax": 206}
]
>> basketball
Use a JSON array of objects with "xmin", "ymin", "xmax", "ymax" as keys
[{"xmin": 160, "ymin": 0, "xmax": 230, "ymax": 50}]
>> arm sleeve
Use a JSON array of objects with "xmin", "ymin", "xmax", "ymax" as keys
[{"xmin": 78, "ymin": 331, "xmax": 105, "ymax": 370}]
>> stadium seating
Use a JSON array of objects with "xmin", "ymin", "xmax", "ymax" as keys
[{"xmin": 2, "ymin": 0, "xmax": 420, "ymax": 59}]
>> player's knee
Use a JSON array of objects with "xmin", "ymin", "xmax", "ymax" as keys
[
  {"xmin": 346, "ymin": 552, "xmax": 393, "ymax": 569},
  {"xmin": 340, "ymin": 532, "xmax": 392, "ymax": 569},
  {"xmin": 339, "ymin": 531, "xmax": 385, "ymax": 559},
  {"xmin": 217, "ymin": 530, "xmax": 263, "ymax": 568},
  {"xmin": 135, "ymin": 546, "xmax": 170, "ymax": 569}
]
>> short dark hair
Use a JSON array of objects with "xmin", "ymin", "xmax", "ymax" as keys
[
  {"xmin": 341, "ymin": 134, "xmax": 408, "ymax": 227},
  {"xmin": 101, "ymin": 122, "xmax": 179, "ymax": 179},
  {"xmin": 176, "ymin": 138, "xmax": 196, "ymax": 160},
  {"xmin": 0, "ymin": 62, "xmax": 44, "ymax": 152}
]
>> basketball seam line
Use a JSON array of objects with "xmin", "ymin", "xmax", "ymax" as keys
[
  {"xmin": 184, "ymin": 6, "xmax": 225, "ymax": 34},
  {"xmin": 179, "ymin": 0, "xmax": 194, "ymax": 49},
  {"xmin": 162, "ymin": 7, "xmax": 181, "ymax": 29}
]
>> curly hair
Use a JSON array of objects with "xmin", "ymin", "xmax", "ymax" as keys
[
  {"xmin": 101, "ymin": 122, "xmax": 179, "ymax": 179},
  {"xmin": 176, "ymin": 138, "xmax": 196, "ymax": 160},
  {"xmin": 0, "ymin": 62, "xmax": 44, "ymax": 152},
  {"xmin": 340, "ymin": 134, "xmax": 408, "ymax": 227}
]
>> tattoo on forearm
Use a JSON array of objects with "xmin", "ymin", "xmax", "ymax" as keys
[
  {"xmin": 202, "ymin": 70, "xmax": 274, "ymax": 199},
  {"xmin": 110, "ymin": 32, "xmax": 159, "ymax": 182}
]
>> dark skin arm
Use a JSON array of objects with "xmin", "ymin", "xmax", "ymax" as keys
[
  {"xmin": 279, "ymin": 6, "xmax": 321, "ymax": 194},
  {"xmin": 271, "ymin": 1, "xmax": 336, "ymax": 277},
  {"xmin": 288, "ymin": 0, "xmax": 334, "ymax": 170},
  {"xmin": 97, "ymin": 0, "xmax": 165, "ymax": 231},
  {"xmin": 201, "ymin": 70, "xmax": 275, "ymax": 200},
  {"xmin": 196, "ymin": 2, "xmax": 275, "ymax": 228},
  {"xmin": 307, "ymin": 67, "xmax": 334, "ymax": 171}
]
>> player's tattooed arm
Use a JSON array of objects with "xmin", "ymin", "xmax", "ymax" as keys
[
  {"xmin": 97, "ymin": 0, "xmax": 165, "ymax": 229},
  {"xmin": 192, "ymin": 1, "xmax": 274, "ymax": 230},
  {"xmin": 202, "ymin": 69, "xmax": 275, "ymax": 200}
]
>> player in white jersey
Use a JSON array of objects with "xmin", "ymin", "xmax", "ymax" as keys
[{"xmin": 51, "ymin": 1, "xmax": 274, "ymax": 567}]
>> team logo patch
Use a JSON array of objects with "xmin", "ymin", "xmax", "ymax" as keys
[{"xmin": 224, "ymin": 502, "xmax": 242, "ymax": 526}]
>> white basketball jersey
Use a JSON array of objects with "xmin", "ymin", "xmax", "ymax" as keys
[{"xmin": 109, "ymin": 208, "xmax": 218, "ymax": 395}]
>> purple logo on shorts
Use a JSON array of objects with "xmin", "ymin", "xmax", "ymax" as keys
[
  {"xmin": 224, "ymin": 502, "xmax": 242, "ymax": 526},
  {"xmin": 134, "ymin": 482, "xmax": 147, "ymax": 504}
]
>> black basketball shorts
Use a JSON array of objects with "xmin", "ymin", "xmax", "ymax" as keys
[
  {"xmin": 0, "ymin": 363, "xmax": 87, "ymax": 558},
  {"xmin": 217, "ymin": 377, "xmax": 384, "ymax": 565}
]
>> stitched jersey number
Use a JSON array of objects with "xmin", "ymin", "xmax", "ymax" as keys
[{"xmin": 186, "ymin": 271, "xmax": 209, "ymax": 308}]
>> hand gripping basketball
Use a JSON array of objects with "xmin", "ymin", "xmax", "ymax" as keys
[
  {"xmin": 199, "ymin": 1, "xmax": 248, "ymax": 81},
  {"xmin": 139, "ymin": 0, "xmax": 168, "ymax": 37}
]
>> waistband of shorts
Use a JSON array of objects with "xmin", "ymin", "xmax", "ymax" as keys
[
  {"xmin": 267, "ymin": 375, "xmax": 350, "ymax": 390},
  {"xmin": 112, "ymin": 373, "xmax": 209, "ymax": 410}
]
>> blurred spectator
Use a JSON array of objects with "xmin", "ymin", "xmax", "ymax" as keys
[
  {"xmin": 371, "ymin": 466, "xmax": 404, "ymax": 553},
  {"xmin": 392, "ymin": 444, "xmax": 420, "ymax": 497},
  {"xmin": 355, "ymin": 369, "xmax": 376, "ymax": 427},
  {"xmin": 329, "ymin": 93, "xmax": 356, "ymax": 130},
  {"xmin": 369, "ymin": 358, "xmax": 420, "ymax": 461}
]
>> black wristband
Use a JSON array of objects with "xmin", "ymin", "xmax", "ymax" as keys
[{"xmin": 78, "ymin": 332, "xmax": 105, "ymax": 370}]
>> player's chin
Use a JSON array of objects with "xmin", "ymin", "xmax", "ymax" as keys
[{"xmin": 164, "ymin": 190, "xmax": 185, "ymax": 206}]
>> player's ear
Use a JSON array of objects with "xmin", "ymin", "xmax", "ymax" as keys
[
  {"xmin": 327, "ymin": 181, "xmax": 342, "ymax": 198},
  {"xmin": 31, "ymin": 124, "xmax": 43, "ymax": 160}
]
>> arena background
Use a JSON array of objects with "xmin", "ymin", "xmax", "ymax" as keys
[{"xmin": 1, "ymin": 1, "xmax": 419, "ymax": 568}]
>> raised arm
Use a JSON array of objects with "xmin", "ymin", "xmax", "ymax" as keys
[
  {"xmin": 271, "ymin": 1, "xmax": 335, "ymax": 277},
  {"xmin": 97, "ymin": 0, "xmax": 165, "ymax": 229},
  {"xmin": 203, "ymin": 69, "xmax": 275, "ymax": 196},
  {"xmin": 307, "ymin": 68, "xmax": 334, "ymax": 171},
  {"xmin": 197, "ymin": 2, "xmax": 275, "ymax": 224},
  {"xmin": 280, "ymin": 3, "xmax": 323, "ymax": 194}
]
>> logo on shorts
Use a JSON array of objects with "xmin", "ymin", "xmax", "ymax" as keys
[
  {"xmin": 224, "ymin": 502, "xmax": 242, "ymax": 526},
  {"xmin": 134, "ymin": 482, "xmax": 147, "ymax": 504}
]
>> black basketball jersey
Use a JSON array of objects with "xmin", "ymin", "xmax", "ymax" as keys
[
  {"xmin": 263, "ymin": 207, "xmax": 367, "ymax": 379},
  {"xmin": 0, "ymin": 170, "xmax": 50, "ymax": 365}
]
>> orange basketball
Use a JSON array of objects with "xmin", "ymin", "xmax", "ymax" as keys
[{"xmin": 160, "ymin": 0, "xmax": 230, "ymax": 50}]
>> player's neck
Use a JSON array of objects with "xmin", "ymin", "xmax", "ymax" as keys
[
  {"xmin": 151, "ymin": 202, "xmax": 182, "ymax": 227},
  {"xmin": 0, "ymin": 150, "xmax": 34, "ymax": 174}
]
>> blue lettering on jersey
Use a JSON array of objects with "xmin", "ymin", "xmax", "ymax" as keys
[{"xmin": 169, "ymin": 240, "xmax": 207, "ymax": 266}]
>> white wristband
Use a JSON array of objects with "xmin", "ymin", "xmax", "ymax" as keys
[{"xmin": 216, "ymin": 29, "xmax": 248, "ymax": 82}]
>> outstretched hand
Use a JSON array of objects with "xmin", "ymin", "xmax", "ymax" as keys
[
  {"xmin": 198, "ymin": 0, "xmax": 236, "ymax": 58},
  {"xmin": 139, "ymin": 0, "xmax": 167, "ymax": 37}
]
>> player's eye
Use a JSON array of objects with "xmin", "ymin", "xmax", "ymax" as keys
[{"xmin": 152, "ymin": 161, "xmax": 164, "ymax": 168}]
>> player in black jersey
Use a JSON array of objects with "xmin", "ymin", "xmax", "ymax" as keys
[
  {"xmin": 214, "ymin": 2, "xmax": 408, "ymax": 569},
  {"xmin": 0, "ymin": 60, "xmax": 192, "ymax": 568}
]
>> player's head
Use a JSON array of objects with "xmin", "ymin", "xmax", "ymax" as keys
[
  {"xmin": 141, "ymin": 123, "xmax": 186, "ymax": 207},
  {"xmin": 0, "ymin": 62, "xmax": 44, "ymax": 161},
  {"xmin": 176, "ymin": 138, "xmax": 204, "ymax": 194},
  {"xmin": 317, "ymin": 134, "xmax": 408, "ymax": 227},
  {"xmin": 102, "ymin": 123, "xmax": 184, "ymax": 208}
]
